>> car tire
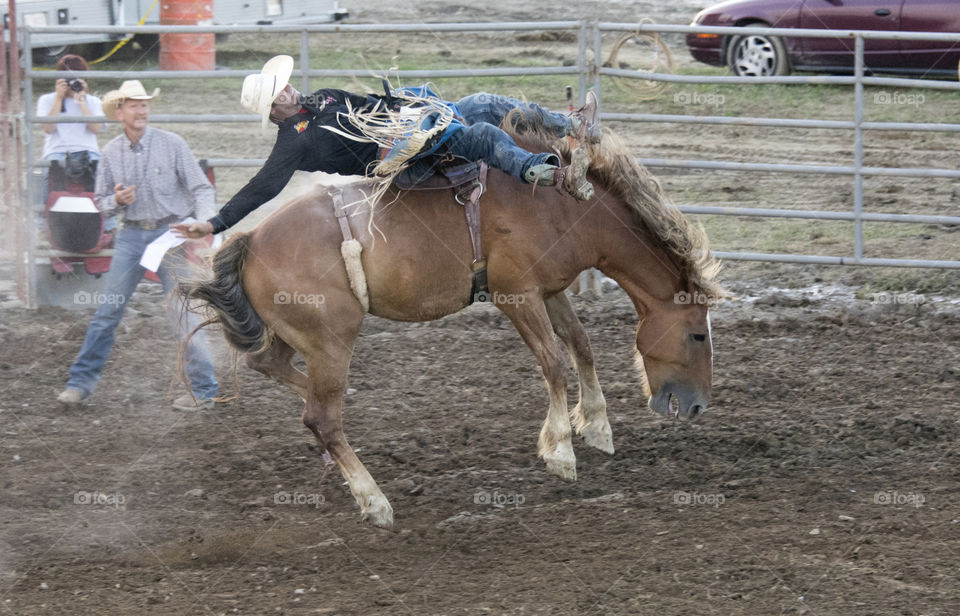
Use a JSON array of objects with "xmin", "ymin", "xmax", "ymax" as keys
[{"xmin": 726, "ymin": 26, "xmax": 791, "ymax": 77}]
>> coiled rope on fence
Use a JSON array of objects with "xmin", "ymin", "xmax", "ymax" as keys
[{"xmin": 603, "ymin": 19, "xmax": 675, "ymax": 101}]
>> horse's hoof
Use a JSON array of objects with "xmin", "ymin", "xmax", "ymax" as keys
[
  {"xmin": 581, "ymin": 420, "xmax": 615, "ymax": 455},
  {"xmin": 361, "ymin": 494, "xmax": 394, "ymax": 529},
  {"xmin": 544, "ymin": 441, "xmax": 577, "ymax": 482}
]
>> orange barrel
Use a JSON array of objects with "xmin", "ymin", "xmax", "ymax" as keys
[{"xmin": 158, "ymin": 1, "xmax": 215, "ymax": 71}]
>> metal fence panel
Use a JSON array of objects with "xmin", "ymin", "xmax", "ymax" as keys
[{"xmin": 16, "ymin": 21, "xmax": 960, "ymax": 305}]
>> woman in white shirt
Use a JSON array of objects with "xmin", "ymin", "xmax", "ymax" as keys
[
  {"xmin": 36, "ymin": 54, "xmax": 110, "ymax": 227},
  {"xmin": 36, "ymin": 54, "xmax": 104, "ymax": 161}
]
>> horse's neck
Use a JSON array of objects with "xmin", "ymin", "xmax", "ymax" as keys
[{"xmin": 589, "ymin": 197, "xmax": 683, "ymax": 308}]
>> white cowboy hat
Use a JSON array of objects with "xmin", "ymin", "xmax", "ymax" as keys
[
  {"xmin": 241, "ymin": 55, "xmax": 295, "ymax": 128},
  {"xmin": 102, "ymin": 80, "xmax": 159, "ymax": 121}
]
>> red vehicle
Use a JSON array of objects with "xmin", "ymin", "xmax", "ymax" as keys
[{"xmin": 686, "ymin": 0, "xmax": 960, "ymax": 77}]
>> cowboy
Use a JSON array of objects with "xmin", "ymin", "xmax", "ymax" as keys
[
  {"xmin": 57, "ymin": 80, "xmax": 220, "ymax": 412},
  {"xmin": 173, "ymin": 56, "xmax": 599, "ymax": 238}
]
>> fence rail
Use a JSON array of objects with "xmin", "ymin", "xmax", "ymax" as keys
[{"xmin": 13, "ymin": 20, "xmax": 960, "ymax": 305}]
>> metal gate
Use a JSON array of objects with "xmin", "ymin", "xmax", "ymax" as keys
[{"xmin": 11, "ymin": 20, "xmax": 960, "ymax": 306}]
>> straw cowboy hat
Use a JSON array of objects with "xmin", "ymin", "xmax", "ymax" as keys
[
  {"xmin": 102, "ymin": 80, "xmax": 159, "ymax": 121},
  {"xmin": 240, "ymin": 55, "xmax": 294, "ymax": 128}
]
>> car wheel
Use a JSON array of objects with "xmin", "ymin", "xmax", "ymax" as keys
[{"xmin": 726, "ymin": 27, "xmax": 791, "ymax": 77}]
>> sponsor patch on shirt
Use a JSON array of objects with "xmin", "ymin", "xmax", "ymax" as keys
[{"xmin": 295, "ymin": 120, "xmax": 308, "ymax": 134}]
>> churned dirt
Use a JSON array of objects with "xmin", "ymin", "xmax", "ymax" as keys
[
  {"xmin": 3, "ymin": 1, "xmax": 960, "ymax": 614},
  {"xmin": 1, "ymin": 279, "xmax": 959, "ymax": 615}
]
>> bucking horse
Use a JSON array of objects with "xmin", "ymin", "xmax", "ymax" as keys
[{"xmin": 179, "ymin": 112, "xmax": 723, "ymax": 528}]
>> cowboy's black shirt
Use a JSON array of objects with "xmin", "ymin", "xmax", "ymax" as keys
[{"xmin": 208, "ymin": 89, "xmax": 380, "ymax": 234}]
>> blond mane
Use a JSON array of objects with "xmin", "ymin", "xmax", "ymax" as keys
[{"xmin": 502, "ymin": 109, "xmax": 722, "ymax": 299}]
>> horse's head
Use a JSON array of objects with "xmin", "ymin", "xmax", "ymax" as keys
[{"xmin": 635, "ymin": 295, "xmax": 713, "ymax": 420}]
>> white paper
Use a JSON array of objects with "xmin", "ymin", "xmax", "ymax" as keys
[{"xmin": 139, "ymin": 217, "xmax": 193, "ymax": 272}]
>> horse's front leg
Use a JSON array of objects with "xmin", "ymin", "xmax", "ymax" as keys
[
  {"xmin": 499, "ymin": 296, "xmax": 577, "ymax": 481},
  {"xmin": 544, "ymin": 292, "xmax": 613, "ymax": 454}
]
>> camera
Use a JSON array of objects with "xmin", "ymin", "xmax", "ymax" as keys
[{"xmin": 67, "ymin": 78, "xmax": 84, "ymax": 92}]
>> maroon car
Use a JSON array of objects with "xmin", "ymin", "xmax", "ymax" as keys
[{"xmin": 687, "ymin": 0, "xmax": 960, "ymax": 77}]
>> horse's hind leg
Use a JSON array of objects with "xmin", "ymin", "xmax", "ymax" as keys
[
  {"xmin": 301, "ymin": 347, "xmax": 393, "ymax": 528},
  {"xmin": 500, "ymin": 297, "xmax": 577, "ymax": 481},
  {"xmin": 245, "ymin": 338, "xmax": 309, "ymax": 400},
  {"xmin": 544, "ymin": 292, "xmax": 613, "ymax": 454},
  {"xmin": 280, "ymin": 300, "xmax": 391, "ymax": 527}
]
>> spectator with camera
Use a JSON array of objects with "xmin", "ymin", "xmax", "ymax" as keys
[
  {"xmin": 36, "ymin": 54, "xmax": 104, "ymax": 162},
  {"xmin": 36, "ymin": 55, "xmax": 106, "ymax": 214}
]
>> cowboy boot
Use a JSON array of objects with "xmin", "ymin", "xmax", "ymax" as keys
[
  {"xmin": 563, "ymin": 146, "xmax": 594, "ymax": 201},
  {"xmin": 523, "ymin": 150, "xmax": 594, "ymax": 202},
  {"xmin": 567, "ymin": 91, "xmax": 601, "ymax": 144}
]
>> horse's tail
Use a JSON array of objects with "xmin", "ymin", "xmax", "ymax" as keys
[{"xmin": 179, "ymin": 233, "xmax": 272, "ymax": 354}]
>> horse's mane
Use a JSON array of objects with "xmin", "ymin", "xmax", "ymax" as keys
[{"xmin": 502, "ymin": 109, "xmax": 723, "ymax": 299}]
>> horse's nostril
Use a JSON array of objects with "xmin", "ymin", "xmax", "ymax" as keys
[{"xmin": 690, "ymin": 405, "xmax": 705, "ymax": 417}]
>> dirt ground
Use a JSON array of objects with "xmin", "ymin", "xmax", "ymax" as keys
[
  {"xmin": 1, "ymin": 278, "xmax": 959, "ymax": 615},
  {"xmin": 3, "ymin": 1, "xmax": 960, "ymax": 614}
]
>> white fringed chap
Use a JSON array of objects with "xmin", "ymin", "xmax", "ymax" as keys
[{"xmin": 340, "ymin": 238, "xmax": 369, "ymax": 312}]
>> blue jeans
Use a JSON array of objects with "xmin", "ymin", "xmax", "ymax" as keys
[
  {"xmin": 443, "ymin": 123, "xmax": 557, "ymax": 181},
  {"xmin": 456, "ymin": 93, "xmax": 571, "ymax": 139},
  {"xmin": 66, "ymin": 227, "xmax": 219, "ymax": 399},
  {"xmin": 441, "ymin": 93, "xmax": 571, "ymax": 180}
]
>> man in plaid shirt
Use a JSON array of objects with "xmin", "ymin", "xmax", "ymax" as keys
[{"xmin": 58, "ymin": 81, "xmax": 219, "ymax": 411}]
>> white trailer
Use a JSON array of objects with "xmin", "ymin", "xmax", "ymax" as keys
[{"xmin": 4, "ymin": 0, "xmax": 348, "ymax": 53}]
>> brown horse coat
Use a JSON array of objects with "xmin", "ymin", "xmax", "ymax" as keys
[{"xmin": 182, "ymin": 123, "xmax": 721, "ymax": 528}]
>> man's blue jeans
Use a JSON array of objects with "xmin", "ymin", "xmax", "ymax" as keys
[
  {"xmin": 443, "ymin": 93, "xmax": 572, "ymax": 180},
  {"xmin": 456, "ymin": 93, "xmax": 571, "ymax": 138},
  {"xmin": 66, "ymin": 226, "xmax": 219, "ymax": 400}
]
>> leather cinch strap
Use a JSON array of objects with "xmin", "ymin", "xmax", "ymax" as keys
[
  {"xmin": 330, "ymin": 187, "xmax": 353, "ymax": 241},
  {"xmin": 459, "ymin": 162, "xmax": 489, "ymax": 304}
]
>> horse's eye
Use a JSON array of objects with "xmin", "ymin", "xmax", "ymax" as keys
[{"xmin": 691, "ymin": 333, "xmax": 707, "ymax": 342}]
